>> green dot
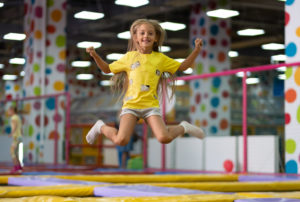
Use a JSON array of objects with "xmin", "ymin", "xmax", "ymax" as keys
[
  {"xmin": 34, "ymin": 86, "xmax": 41, "ymax": 96},
  {"xmin": 211, "ymin": 87, "xmax": 219, "ymax": 93},
  {"xmin": 286, "ymin": 67, "xmax": 293, "ymax": 79},
  {"xmin": 33, "ymin": 63, "xmax": 40, "ymax": 72},
  {"xmin": 297, "ymin": 106, "xmax": 300, "ymax": 124},
  {"xmin": 46, "ymin": 56, "xmax": 55, "ymax": 65},
  {"xmin": 209, "ymin": 66, "xmax": 216, "ymax": 73},
  {"xmin": 47, "ymin": 0, "xmax": 54, "ymax": 7},
  {"xmin": 4, "ymin": 119, "xmax": 9, "ymax": 125},
  {"xmin": 56, "ymin": 35, "xmax": 66, "ymax": 47},
  {"xmin": 28, "ymin": 125, "xmax": 34, "ymax": 137},
  {"xmin": 197, "ymin": 63, "xmax": 203, "ymax": 74},
  {"xmin": 201, "ymin": 104, "xmax": 206, "ymax": 112},
  {"xmin": 286, "ymin": 139, "xmax": 296, "ymax": 154},
  {"xmin": 36, "ymin": 147, "xmax": 39, "ymax": 154}
]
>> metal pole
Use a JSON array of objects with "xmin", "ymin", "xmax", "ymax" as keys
[
  {"xmin": 242, "ymin": 71, "xmax": 248, "ymax": 173},
  {"xmin": 54, "ymin": 96, "xmax": 58, "ymax": 165},
  {"xmin": 65, "ymin": 92, "xmax": 71, "ymax": 164},
  {"xmin": 161, "ymin": 82, "xmax": 166, "ymax": 171},
  {"xmin": 143, "ymin": 123, "xmax": 148, "ymax": 169}
]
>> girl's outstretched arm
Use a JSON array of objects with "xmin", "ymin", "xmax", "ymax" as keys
[
  {"xmin": 178, "ymin": 38, "xmax": 203, "ymax": 71},
  {"xmin": 86, "ymin": 47, "xmax": 111, "ymax": 73}
]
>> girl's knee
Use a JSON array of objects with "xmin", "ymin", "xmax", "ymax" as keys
[
  {"xmin": 156, "ymin": 134, "xmax": 172, "ymax": 144},
  {"xmin": 114, "ymin": 136, "xmax": 130, "ymax": 146}
]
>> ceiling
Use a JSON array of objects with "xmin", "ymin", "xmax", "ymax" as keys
[{"xmin": 0, "ymin": 0, "xmax": 285, "ymax": 79}]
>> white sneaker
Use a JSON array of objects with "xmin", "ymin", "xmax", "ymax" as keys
[
  {"xmin": 86, "ymin": 120, "xmax": 105, "ymax": 144},
  {"xmin": 180, "ymin": 121, "xmax": 205, "ymax": 139}
]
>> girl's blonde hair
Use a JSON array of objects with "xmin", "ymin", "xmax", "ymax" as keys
[{"xmin": 111, "ymin": 19, "xmax": 175, "ymax": 101}]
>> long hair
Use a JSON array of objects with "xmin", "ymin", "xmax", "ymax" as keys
[{"xmin": 111, "ymin": 19, "xmax": 175, "ymax": 101}]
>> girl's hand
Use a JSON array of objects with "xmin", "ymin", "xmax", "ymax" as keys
[
  {"xmin": 194, "ymin": 38, "xmax": 203, "ymax": 51},
  {"xmin": 86, "ymin": 46, "xmax": 96, "ymax": 57}
]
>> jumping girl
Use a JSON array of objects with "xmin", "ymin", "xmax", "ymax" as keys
[{"xmin": 86, "ymin": 19, "xmax": 205, "ymax": 146}]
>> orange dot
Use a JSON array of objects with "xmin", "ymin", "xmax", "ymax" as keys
[
  {"xmin": 49, "ymin": 130, "xmax": 60, "ymax": 139},
  {"xmin": 220, "ymin": 119, "xmax": 228, "ymax": 130},
  {"xmin": 60, "ymin": 100, "xmax": 65, "ymax": 109},
  {"xmin": 190, "ymin": 105, "xmax": 196, "ymax": 113},
  {"xmin": 34, "ymin": 30, "xmax": 42, "ymax": 39},
  {"xmin": 202, "ymin": 119, "xmax": 208, "ymax": 127},
  {"xmin": 295, "ymin": 67, "xmax": 300, "ymax": 86},
  {"xmin": 296, "ymin": 27, "xmax": 300, "ymax": 37},
  {"xmin": 218, "ymin": 52, "xmax": 226, "ymax": 62},
  {"xmin": 59, "ymin": 50, "xmax": 66, "ymax": 60},
  {"xmin": 285, "ymin": 88, "xmax": 297, "ymax": 103},
  {"xmin": 195, "ymin": 119, "xmax": 201, "ymax": 127},
  {"xmin": 47, "ymin": 24, "xmax": 56, "ymax": 34},
  {"xmin": 51, "ymin": 9, "xmax": 62, "ymax": 22}
]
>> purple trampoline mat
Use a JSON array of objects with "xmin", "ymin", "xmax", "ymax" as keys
[
  {"xmin": 8, "ymin": 176, "xmax": 107, "ymax": 186},
  {"xmin": 235, "ymin": 199, "xmax": 300, "ymax": 202},
  {"xmin": 94, "ymin": 185, "xmax": 226, "ymax": 197},
  {"xmin": 239, "ymin": 175, "xmax": 300, "ymax": 182}
]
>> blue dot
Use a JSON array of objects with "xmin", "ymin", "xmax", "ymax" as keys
[
  {"xmin": 46, "ymin": 97, "xmax": 55, "ymax": 110},
  {"xmin": 29, "ymin": 37, "xmax": 33, "ymax": 46},
  {"xmin": 286, "ymin": 0, "xmax": 295, "ymax": 6},
  {"xmin": 212, "ymin": 77, "xmax": 221, "ymax": 88},
  {"xmin": 5, "ymin": 85, "xmax": 11, "ymax": 90},
  {"xmin": 210, "ymin": 24, "xmax": 219, "ymax": 36},
  {"xmin": 210, "ymin": 126, "xmax": 218, "ymax": 134},
  {"xmin": 286, "ymin": 160, "xmax": 298, "ymax": 174},
  {"xmin": 65, "ymin": 84, "xmax": 69, "ymax": 91},
  {"xmin": 209, "ymin": 53, "xmax": 214, "ymax": 59},
  {"xmin": 22, "ymin": 90, "xmax": 26, "ymax": 97},
  {"xmin": 36, "ymin": 133, "xmax": 40, "ymax": 141},
  {"xmin": 211, "ymin": 97, "xmax": 220, "ymax": 108},
  {"xmin": 45, "ymin": 68, "xmax": 52, "ymax": 74},
  {"xmin": 31, "ymin": 0, "xmax": 35, "ymax": 4},
  {"xmin": 199, "ymin": 17, "xmax": 205, "ymax": 26},
  {"xmin": 194, "ymin": 81, "xmax": 200, "ymax": 89},
  {"xmin": 191, "ymin": 37, "xmax": 196, "ymax": 48},
  {"xmin": 5, "ymin": 126, "xmax": 11, "ymax": 134},
  {"xmin": 286, "ymin": 42, "xmax": 297, "ymax": 57}
]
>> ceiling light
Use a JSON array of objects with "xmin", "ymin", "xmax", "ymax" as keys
[
  {"xmin": 246, "ymin": 78, "xmax": 259, "ymax": 84},
  {"xmin": 0, "ymin": 2, "xmax": 4, "ymax": 7},
  {"xmin": 183, "ymin": 68, "xmax": 193, "ymax": 74},
  {"xmin": 237, "ymin": 29, "xmax": 265, "ymax": 36},
  {"xmin": 160, "ymin": 22, "xmax": 186, "ymax": 31},
  {"xmin": 228, "ymin": 51, "xmax": 239, "ymax": 57},
  {"xmin": 160, "ymin": 46, "xmax": 171, "ymax": 52},
  {"xmin": 77, "ymin": 41, "xmax": 101, "ymax": 49},
  {"xmin": 206, "ymin": 9, "xmax": 239, "ymax": 18},
  {"xmin": 236, "ymin": 71, "xmax": 251, "ymax": 77},
  {"xmin": 76, "ymin": 74, "xmax": 94, "ymax": 80},
  {"xmin": 261, "ymin": 43, "xmax": 285, "ymax": 50},
  {"xmin": 20, "ymin": 71, "xmax": 25, "ymax": 76},
  {"xmin": 175, "ymin": 58, "xmax": 185, "ymax": 63},
  {"xmin": 3, "ymin": 33, "xmax": 26, "ymax": 41},
  {"xmin": 102, "ymin": 71, "xmax": 114, "ymax": 76},
  {"xmin": 100, "ymin": 80, "xmax": 113, "ymax": 86},
  {"xmin": 0, "ymin": 64, "xmax": 4, "ymax": 69},
  {"xmin": 9, "ymin": 58, "xmax": 25, "ymax": 65},
  {"xmin": 277, "ymin": 66, "xmax": 286, "ymax": 72},
  {"xmin": 115, "ymin": 0, "xmax": 149, "ymax": 7},
  {"xmin": 175, "ymin": 80, "xmax": 186, "ymax": 86},
  {"xmin": 271, "ymin": 54, "xmax": 286, "ymax": 62},
  {"xmin": 117, "ymin": 31, "xmax": 130, "ymax": 39},
  {"xmin": 74, "ymin": 11, "xmax": 104, "ymax": 20},
  {"xmin": 106, "ymin": 53, "xmax": 124, "ymax": 60},
  {"xmin": 71, "ymin": 61, "xmax": 91, "ymax": 67},
  {"xmin": 278, "ymin": 74, "xmax": 286, "ymax": 80},
  {"xmin": 3, "ymin": 74, "xmax": 17, "ymax": 81}
]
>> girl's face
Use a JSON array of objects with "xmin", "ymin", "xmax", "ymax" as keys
[{"xmin": 135, "ymin": 23, "xmax": 157, "ymax": 53}]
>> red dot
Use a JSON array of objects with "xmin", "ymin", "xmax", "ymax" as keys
[
  {"xmin": 202, "ymin": 50, "xmax": 207, "ymax": 58},
  {"xmin": 285, "ymin": 113, "xmax": 291, "ymax": 125},
  {"xmin": 285, "ymin": 12, "xmax": 290, "ymax": 26},
  {"xmin": 222, "ymin": 91, "xmax": 229, "ymax": 98},
  {"xmin": 6, "ymin": 94, "xmax": 12, "ymax": 100},
  {"xmin": 30, "ymin": 20, "xmax": 35, "ymax": 32},
  {"xmin": 201, "ymin": 28, "xmax": 206, "ymax": 35},
  {"xmin": 223, "ymin": 160, "xmax": 234, "ymax": 172},
  {"xmin": 193, "ymin": 29, "xmax": 197, "ymax": 35},
  {"xmin": 210, "ymin": 111, "xmax": 217, "ymax": 119},
  {"xmin": 46, "ymin": 39, "xmax": 51, "ymax": 46},
  {"xmin": 190, "ymin": 105, "xmax": 196, "ymax": 113},
  {"xmin": 195, "ymin": 93, "xmax": 201, "ymax": 104},
  {"xmin": 35, "ymin": 115, "xmax": 49, "ymax": 127},
  {"xmin": 220, "ymin": 20, "xmax": 227, "ymax": 28},
  {"xmin": 193, "ymin": 4, "xmax": 201, "ymax": 14},
  {"xmin": 190, "ymin": 18, "xmax": 196, "ymax": 25},
  {"xmin": 209, "ymin": 38, "xmax": 217, "ymax": 46},
  {"xmin": 221, "ymin": 39, "xmax": 228, "ymax": 47},
  {"xmin": 202, "ymin": 119, "xmax": 208, "ymax": 127},
  {"xmin": 47, "ymin": 25, "xmax": 56, "ymax": 34},
  {"xmin": 220, "ymin": 119, "xmax": 229, "ymax": 130}
]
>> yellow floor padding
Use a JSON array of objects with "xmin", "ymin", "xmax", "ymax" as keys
[
  {"xmin": 56, "ymin": 174, "xmax": 239, "ymax": 183},
  {"xmin": 0, "ymin": 176, "xmax": 9, "ymax": 184}
]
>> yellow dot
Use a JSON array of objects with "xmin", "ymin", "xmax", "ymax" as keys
[
  {"xmin": 296, "ymin": 27, "xmax": 300, "ymax": 37},
  {"xmin": 14, "ymin": 85, "xmax": 20, "ymax": 91},
  {"xmin": 195, "ymin": 119, "xmax": 201, "ymax": 127},
  {"xmin": 24, "ymin": 103, "xmax": 31, "ymax": 114},
  {"xmin": 53, "ymin": 81, "xmax": 64, "ymax": 91},
  {"xmin": 223, "ymin": 105, "xmax": 228, "ymax": 112},
  {"xmin": 29, "ymin": 141, "xmax": 34, "ymax": 150},
  {"xmin": 59, "ymin": 50, "xmax": 66, "ymax": 60},
  {"xmin": 295, "ymin": 67, "xmax": 300, "ymax": 86},
  {"xmin": 34, "ymin": 30, "xmax": 42, "ymax": 39}
]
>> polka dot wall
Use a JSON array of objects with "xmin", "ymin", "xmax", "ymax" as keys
[
  {"xmin": 284, "ymin": 0, "xmax": 300, "ymax": 174},
  {"xmin": 22, "ymin": 0, "xmax": 66, "ymax": 164},
  {"xmin": 189, "ymin": 1, "xmax": 231, "ymax": 137}
]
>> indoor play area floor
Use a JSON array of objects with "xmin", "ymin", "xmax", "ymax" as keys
[{"xmin": 1, "ymin": 163, "xmax": 300, "ymax": 201}]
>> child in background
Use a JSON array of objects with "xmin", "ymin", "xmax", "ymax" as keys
[{"xmin": 86, "ymin": 19, "xmax": 205, "ymax": 146}]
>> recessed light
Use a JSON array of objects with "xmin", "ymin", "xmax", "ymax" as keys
[
  {"xmin": 77, "ymin": 41, "xmax": 101, "ymax": 49},
  {"xmin": 71, "ymin": 61, "xmax": 91, "ymax": 67},
  {"xmin": 20, "ymin": 71, "xmax": 25, "ymax": 76},
  {"xmin": 277, "ymin": 66, "xmax": 286, "ymax": 72},
  {"xmin": 237, "ymin": 29, "xmax": 265, "ymax": 36},
  {"xmin": 183, "ymin": 68, "xmax": 193, "ymax": 74},
  {"xmin": 106, "ymin": 53, "xmax": 124, "ymax": 60},
  {"xmin": 160, "ymin": 22, "xmax": 186, "ymax": 31},
  {"xmin": 102, "ymin": 72, "xmax": 114, "ymax": 76},
  {"xmin": 175, "ymin": 58, "xmax": 185, "ymax": 63},
  {"xmin": 100, "ymin": 80, "xmax": 113, "ymax": 86},
  {"xmin": 278, "ymin": 74, "xmax": 286, "ymax": 80},
  {"xmin": 175, "ymin": 80, "xmax": 186, "ymax": 86},
  {"xmin": 0, "ymin": 64, "xmax": 4, "ymax": 69},
  {"xmin": 271, "ymin": 54, "xmax": 286, "ymax": 62},
  {"xmin": 4, "ymin": 33, "xmax": 26, "ymax": 41},
  {"xmin": 74, "ymin": 11, "xmax": 104, "ymax": 20},
  {"xmin": 115, "ymin": 0, "xmax": 149, "ymax": 7},
  {"xmin": 160, "ymin": 46, "xmax": 171, "ymax": 52},
  {"xmin": 3, "ymin": 74, "xmax": 17, "ymax": 81},
  {"xmin": 206, "ymin": 9, "xmax": 239, "ymax": 18},
  {"xmin": 236, "ymin": 71, "xmax": 251, "ymax": 77},
  {"xmin": 9, "ymin": 58, "xmax": 25, "ymax": 65},
  {"xmin": 0, "ymin": 2, "xmax": 4, "ymax": 7},
  {"xmin": 117, "ymin": 31, "xmax": 131, "ymax": 39},
  {"xmin": 76, "ymin": 74, "xmax": 94, "ymax": 80},
  {"xmin": 228, "ymin": 51, "xmax": 239, "ymax": 57},
  {"xmin": 246, "ymin": 78, "xmax": 259, "ymax": 84},
  {"xmin": 261, "ymin": 43, "xmax": 285, "ymax": 50}
]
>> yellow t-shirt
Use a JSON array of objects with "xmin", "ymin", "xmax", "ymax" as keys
[
  {"xmin": 109, "ymin": 51, "xmax": 180, "ymax": 109},
  {"xmin": 11, "ymin": 114, "xmax": 22, "ymax": 138}
]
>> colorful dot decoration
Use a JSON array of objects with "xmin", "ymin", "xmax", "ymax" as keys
[
  {"xmin": 189, "ymin": 1, "xmax": 230, "ymax": 136},
  {"xmin": 285, "ymin": 0, "xmax": 300, "ymax": 174},
  {"xmin": 20, "ymin": 0, "xmax": 67, "ymax": 164}
]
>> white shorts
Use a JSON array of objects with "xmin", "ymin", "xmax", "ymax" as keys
[{"xmin": 120, "ymin": 108, "xmax": 161, "ymax": 119}]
